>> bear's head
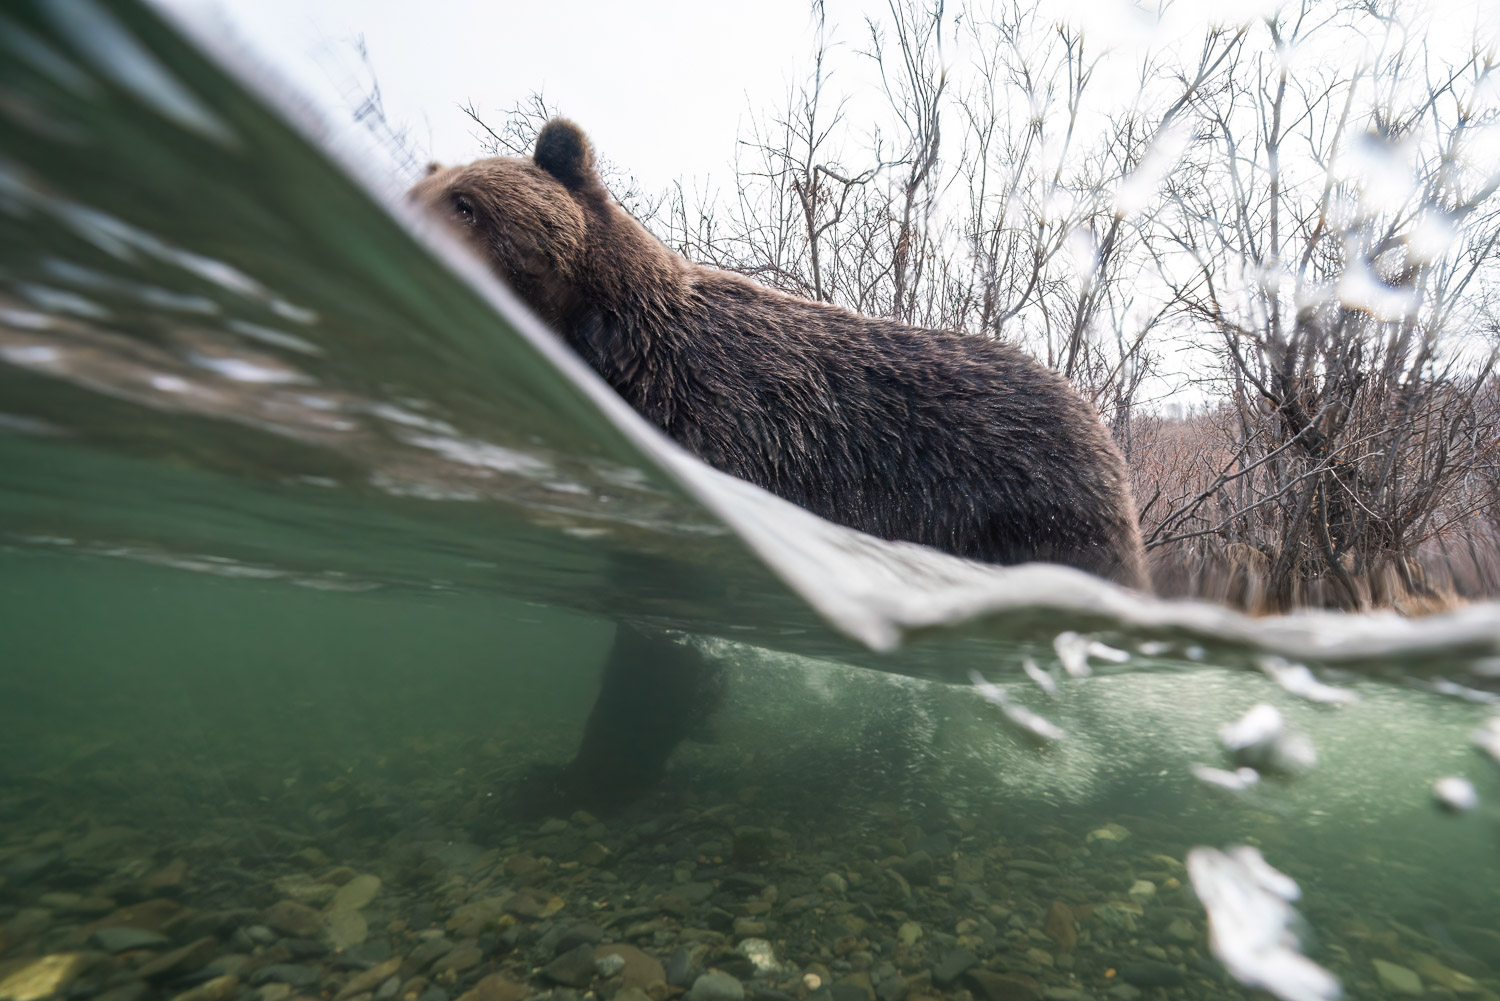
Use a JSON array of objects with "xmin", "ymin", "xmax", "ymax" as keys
[{"xmin": 410, "ymin": 118, "xmax": 602, "ymax": 325}]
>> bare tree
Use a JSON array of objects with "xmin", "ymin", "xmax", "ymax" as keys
[{"xmin": 1142, "ymin": 1, "xmax": 1500, "ymax": 609}]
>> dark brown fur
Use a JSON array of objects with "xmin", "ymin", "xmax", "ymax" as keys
[
  {"xmin": 413, "ymin": 120, "xmax": 1149, "ymax": 586},
  {"xmin": 411, "ymin": 120, "xmax": 1148, "ymax": 813}
]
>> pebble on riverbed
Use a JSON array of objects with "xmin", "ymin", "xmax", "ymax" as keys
[{"xmin": 686, "ymin": 971, "xmax": 745, "ymax": 1001}]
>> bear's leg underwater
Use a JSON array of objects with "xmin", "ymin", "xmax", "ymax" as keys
[{"xmin": 516, "ymin": 625, "xmax": 726, "ymax": 816}]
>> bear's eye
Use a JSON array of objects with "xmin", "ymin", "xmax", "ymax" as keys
[{"xmin": 451, "ymin": 194, "xmax": 475, "ymax": 226}]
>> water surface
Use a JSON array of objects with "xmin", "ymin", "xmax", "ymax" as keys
[{"xmin": 1, "ymin": 5, "xmax": 1498, "ymax": 1001}]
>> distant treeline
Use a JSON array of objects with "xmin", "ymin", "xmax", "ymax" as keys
[
  {"xmin": 454, "ymin": 1, "xmax": 1500, "ymax": 612},
  {"xmin": 1128, "ymin": 402, "xmax": 1500, "ymax": 612}
]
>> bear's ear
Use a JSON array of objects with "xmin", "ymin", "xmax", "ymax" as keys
[
  {"xmin": 424, "ymin": 161, "xmax": 445, "ymax": 176},
  {"xmin": 534, "ymin": 118, "xmax": 595, "ymax": 186}
]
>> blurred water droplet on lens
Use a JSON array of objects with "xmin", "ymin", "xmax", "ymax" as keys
[
  {"xmin": 1087, "ymin": 640, "xmax": 1130, "ymax": 663},
  {"xmin": 1053, "ymin": 631, "xmax": 1092, "ymax": 677},
  {"xmin": 1219, "ymin": 703, "xmax": 1317, "ymax": 776},
  {"xmin": 1433, "ymin": 776, "xmax": 1478, "ymax": 813},
  {"xmin": 1022, "ymin": 657, "xmax": 1057, "ymax": 694},
  {"xmin": 969, "ymin": 670, "xmax": 1067, "ymax": 743},
  {"xmin": 1192, "ymin": 764, "xmax": 1261, "ymax": 792},
  {"xmin": 1258, "ymin": 656, "xmax": 1359, "ymax": 704},
  {"xmin": 1187, "ymin": 846, "xmax": 1339, "ymax": 1001}
]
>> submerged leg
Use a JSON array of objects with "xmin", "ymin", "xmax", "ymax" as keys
[{"xmin": 516, "ymin": 625, "xmax": 725, "ymax": 816}]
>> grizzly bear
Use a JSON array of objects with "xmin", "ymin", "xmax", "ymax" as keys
[{"xmin": 412, "ymin": 119, "xmax": 1149, "ymax": 813}]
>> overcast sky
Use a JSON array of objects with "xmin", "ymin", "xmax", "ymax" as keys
[
  {"xmin": 154, "ymin": 0, "xmax": 875, "ymax": 193},
  {"xmin": 154, "ymin": 0, "xmax": 1497, "ymax": 199}
]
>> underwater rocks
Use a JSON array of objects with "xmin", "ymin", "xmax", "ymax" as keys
[
  {"xmin": 1040, "ymin": 903, "xmax": 1075, "ymax": 954},
  {"xmin": 2, "ymin": 734, "xmax": 1499, "ymax": 1001},
  {"xmin": 593, "ymin": 944, "xmax": 665, "ymax": 990},
  {"xmin": 166, "ymin": 974, "xmax": 239, "ymax": 1001},
  {"xmin": 262, "ymin": 900, "xmax": 325, "ymax": 940},
  {"xmin": 1370, "ymin": 959, "xmax": 1422, "ymax": 996},
  {"xmin": 332, "ymin": 874, "xmax": 383, "ymax": 913},
  {"xmin": 686, "ymin": 970, "xmax": 745, "ymax": 1001},
  {"xmin": 0, "ymin": 953, "xmax": 99, "ymax": 1001},
  {"xmin": 930, "ymin": 949, "xmax": 978, "ymax": 987},
  {"xmin": 460, "ymin": 972, "xmax": 530, "ymax": 1001},
  {"xmin": 540, "ymin": 944, "xmax": 595, "ymax": 987},
  {"xmin": 90, "ymin": 927, "xmax": 170, "ymax": 953}
]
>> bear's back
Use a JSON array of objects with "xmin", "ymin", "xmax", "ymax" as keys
[{"xmin": 642, "ymin": 269, "xmax": 1148, "ymax": 587}]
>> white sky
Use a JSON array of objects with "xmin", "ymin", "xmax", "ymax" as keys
[{"xmin": 154, "ymin": 0, "xmax": 884, "ymax": 192}]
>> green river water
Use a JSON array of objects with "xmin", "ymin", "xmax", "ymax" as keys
[{"xmin": 1, "ymin": 4, "xmax": 1498, "ymax": 1001}]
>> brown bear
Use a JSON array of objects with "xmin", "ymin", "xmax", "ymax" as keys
[{"xmin": 412, "ymin": 119, "xmax": 1149, "ymax": 813}]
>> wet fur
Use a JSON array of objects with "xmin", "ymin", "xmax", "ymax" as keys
[{"xmin": 412, "ymin": 120, "xmax": 1149, "ymax": 586}]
